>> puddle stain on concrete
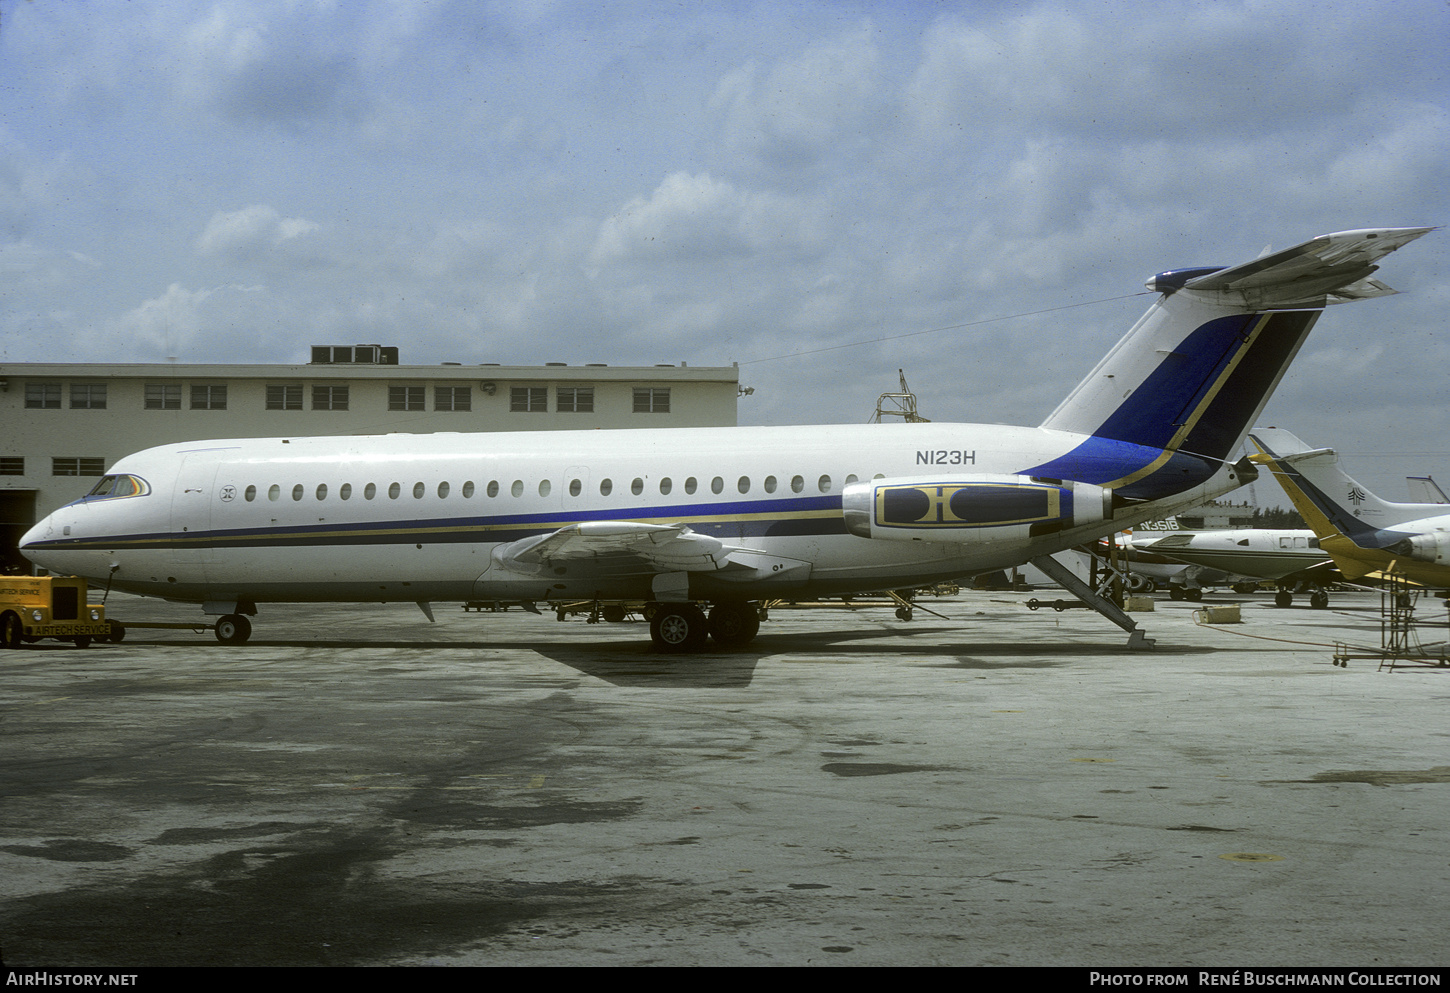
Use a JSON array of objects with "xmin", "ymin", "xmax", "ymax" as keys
[{"xmin": 1268, "ymin": 766, "xmax": 1450, "ymax": 787}]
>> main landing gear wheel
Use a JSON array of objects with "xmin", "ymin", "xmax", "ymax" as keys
[
  {"xmin": 708, "ymin": 601, "xmax": 760, "ymax": 648},
  {"xmin": 215, "ymin": 614, "xmax": 252, "ymax": 645},
  {"xmin": 1275, "ymin": 590, "xmax": 1293, "ymax": 608},
  {"xmin": 1310, "ymin": 590, "xmax": 1330, "ymax": 610},
  {"xmin": 649, "ymin": 604, "xmax": 708, "ymax": 653}
]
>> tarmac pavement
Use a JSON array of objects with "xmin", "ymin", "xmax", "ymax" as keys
[{"xmin": 1, "ymin": 589, "xmax": 1448, "ymax": 967}]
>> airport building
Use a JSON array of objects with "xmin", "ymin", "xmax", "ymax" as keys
[{"xmin": 0, "ymin": 346, "xmax": 740, "ymax": 570}]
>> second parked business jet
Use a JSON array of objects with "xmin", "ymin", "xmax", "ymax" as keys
[
  {"xmin": 17, "ymin": 227, "xmax": 1433, "ymax": 651},
  {"xmin": 1250, "ymin": 428, "xmax": 1450, "ymax": 589}
]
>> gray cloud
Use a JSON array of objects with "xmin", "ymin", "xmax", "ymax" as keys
[{"xmin": 0, "ymin": 0, "xmax": 1445, "ymax": 493}]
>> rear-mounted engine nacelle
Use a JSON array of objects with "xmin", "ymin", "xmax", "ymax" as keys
[
  {"xmin": 842, "ymin": 474, "xmax": 1112, "ymax": 542},
  {"xmin": 1385, "ymin": 529, "xmax": 1450, "ymax": 565}
]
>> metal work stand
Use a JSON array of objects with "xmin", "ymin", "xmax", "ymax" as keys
[{"xmin": 1331, "ymin": 574, "xmax": 1450, "ymax": 670}]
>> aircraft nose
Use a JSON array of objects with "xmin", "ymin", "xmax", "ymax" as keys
[
  {"xmin": 19, "ymin": 514, "xmax": 60, "ymax": 569},
  {"xmin": 20, "ymin": 516, "xmax": 50, "ymax": 550}
]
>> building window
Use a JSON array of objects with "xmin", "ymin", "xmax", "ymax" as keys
[
  {"xmin": 0, "ymin": 457, "xmax": 23, "ymax": 475},
  {"xmin": 389, "ymin": 385, "xmax": 425, "ymax": 411},
  {"xmin": 25, "ymin": 383, "xmax": 61, "ymax": 409},
  {"xmin": 266, "ymin": 384, "xmax": 303, "ymax": 410},
  {"xmin": 52, "ymin": 457, "xmax": 105, "ymax": 476},
  {"xmin": 69, "ymin": 383, "xmax": 107, "ymax": 409},
  {"xmin": 144, "ymin": 384, "xmax": 182, "ymax": 410},
  {"xmin": 435, "ymin": 386, "xmax": 471, "ymax": 412},
  {"xmin": 557, "ymin": 386, "xmax": 594, "ymax": 413},
  {"xmin": 312, "ymin": 385, "xmax": 349, "ymax": 411},
  {"xmin": 633, "ymin": 387, "xmax": 670, "ymax": 413},
  {"xmin": 510, "ymin": 386, "xmax": 547, "ymax": 412},
  {"xmin": 190, "ymin": 384, "xmax": 227, "ymax": 410}
]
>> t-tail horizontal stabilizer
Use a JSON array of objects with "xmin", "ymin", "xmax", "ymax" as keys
[{"xmin": 1034, "ymin": 227, "xmax": 1433, "ymax": 505}]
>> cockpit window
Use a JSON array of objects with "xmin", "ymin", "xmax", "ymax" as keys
[{"xmin": 85, "ymin": 474, "xmax": 150, "ymax": 499}]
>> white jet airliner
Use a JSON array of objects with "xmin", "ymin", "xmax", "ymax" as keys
[{"xmin": 17, "ymin": 227, "xmax": 1433, "ymax": 651}]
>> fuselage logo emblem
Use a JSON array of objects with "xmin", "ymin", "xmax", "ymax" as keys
[{"xmin": 220, "ymin": 485, "xmax": 236, "ymax": 503}]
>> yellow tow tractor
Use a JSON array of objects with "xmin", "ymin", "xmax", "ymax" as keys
[{"xmin": 0, "ymin": 575, "xmax": 117, "ymax": 649}]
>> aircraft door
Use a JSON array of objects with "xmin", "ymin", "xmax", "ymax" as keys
[{"xmin": 169, "ymin": 453, "xmax": 220, "ymax": 579}]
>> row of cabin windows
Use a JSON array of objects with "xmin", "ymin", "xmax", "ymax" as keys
[
  {"xmin": 24, "ymin": 382, "xmax": 665, "ymax": 414},
  {"xmin": 241, "ymin": 472, "xmax": 858, "ymax": 504}
]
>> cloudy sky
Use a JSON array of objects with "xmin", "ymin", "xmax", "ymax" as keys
[{"xmin": 2, "ymin": 0, "xmax": 1446, "ymax": 497}]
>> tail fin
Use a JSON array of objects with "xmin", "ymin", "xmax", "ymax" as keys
[
  {"xmin": 1249, "ymin": 427, "xmax": 1444, "ymax": 542},
  {"xmin": 1036, "ymin": 227, "xmax": 1433, "ymax": 502}
]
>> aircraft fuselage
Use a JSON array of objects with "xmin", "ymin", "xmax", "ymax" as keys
[{"xmin": 20, "ymin": 421, "xmax": 1236, "ymax": 607}]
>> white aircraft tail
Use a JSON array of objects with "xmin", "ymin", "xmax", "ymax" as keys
[
  {"xmin": 1250, "ymin": 427, "xmax": 1443, "ymax": 541},
  {"xmin": 1035, "ymin": 228, "xmax": 1434, "ymax": 504}
]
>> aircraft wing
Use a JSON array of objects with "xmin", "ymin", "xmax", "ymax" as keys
[
  {"xmin": 1183, "ymin": 226, "xmax": 1435, "ymax": 308},
  {"xmin": 1273, "ymin": 559, "xmax": 1345, "ymax": 586},
  {"xmin": 494, "ymin": 521, "xmax": 814, "ymax": 586},
  {"xmin": 502, "ymin": 522, "xmax": 731, "ymax": 572}
]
